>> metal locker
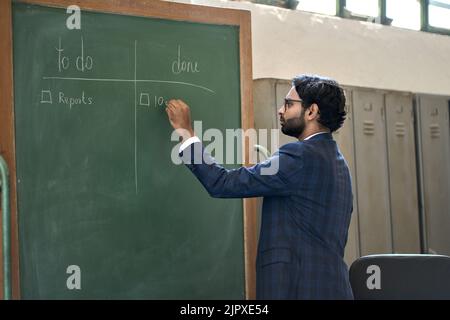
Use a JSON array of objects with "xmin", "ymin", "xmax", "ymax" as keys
[
  {"xmin": 353, "ymin": 89, "xmax": 393, "ymax": 255},
  {"xmin": 333, "ymin": 88, "xmax": 361, "ymax": 265},
  {"xmin": 253, "ymin": 79, "xmax": 278, "ymax": 244},
  {"xmin": 253, "ymin": 79, "xmax": 278, "ymax": 157},
  {"xmin": 385, "ymin": 93, "xmax": 421, "ymax": 253},
  {"xmin": 416, "ymin": 95, "xmax": 450, "ymax": 255}
]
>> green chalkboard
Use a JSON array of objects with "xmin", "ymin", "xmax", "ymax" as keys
[{"xmin": 12, "ymin": 2, "xmax": 245, "ymax": 299}]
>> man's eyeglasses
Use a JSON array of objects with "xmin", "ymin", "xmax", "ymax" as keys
[{"xmin": 283, "ymin": 98, "xmax": 303, "ymax": 111}]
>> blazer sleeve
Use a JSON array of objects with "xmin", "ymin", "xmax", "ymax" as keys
[{"xmin": 179, "ymin": 141, "xmax": 303, "ymax": 198}]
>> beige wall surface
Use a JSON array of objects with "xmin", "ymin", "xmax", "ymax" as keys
[{"xmin": 169, "ymin": 0, "xmax": 450, "ymax": 96}]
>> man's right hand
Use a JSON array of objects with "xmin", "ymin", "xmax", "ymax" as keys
[{"xmin": 165, "ymin": 99, "xmax": 195, "ymax": 141}]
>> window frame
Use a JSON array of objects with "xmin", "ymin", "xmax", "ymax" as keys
[
  {"xmin": 247, "ymin": 0, "xmax": 450, "ymax": 36},
  {"xmin": 422, "ymin": 0, "xmax": 450, "ymax": 35},
  {"xmin": 336, "ymin": 0, "xmax": 450, "ymax": 35}
]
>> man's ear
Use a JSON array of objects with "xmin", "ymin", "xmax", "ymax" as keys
[{"xmin": 308, "ymin": 103, "xmax": 320, "ymax": 119}]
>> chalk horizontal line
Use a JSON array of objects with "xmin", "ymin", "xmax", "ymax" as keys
[{"xmin": 42, "ymin": 76, "xmax": 215, "ymax": 93}]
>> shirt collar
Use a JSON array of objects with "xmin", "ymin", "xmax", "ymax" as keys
[{"xmin": 303, "ymin": 131, "xmax": 329, "ymax": 141}]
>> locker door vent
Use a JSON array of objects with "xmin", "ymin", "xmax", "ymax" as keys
[
  {"xmin": 363, "ymin": 121, "xmax": 375, "ymax": 135},
  {"xmin": 395, "ymin": 122, "xmax": 406, "ymax": 137},
  {"xmin": 429, "ymin": 123, "xmax": 440, "ymax": 139}
]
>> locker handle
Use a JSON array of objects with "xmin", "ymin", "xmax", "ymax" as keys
[
  {"xmin": 364, "ymin": 103, "xmax": 373, "ymax": 111},
  {"xmin": 431, "ymin": 108, "xmax": 439, "ymax": 116}
]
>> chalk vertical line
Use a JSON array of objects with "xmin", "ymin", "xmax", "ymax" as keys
[
  {"xmin": 58, "ymin": 37, "xmax": 62, "ymax": 72},
  {"xmin": 81, "ymin": 36, "xmax": 84, "ymax": 71},
  {"xmin": 134, "ymin": 40, "xmax": 138, "ymax": 194}
]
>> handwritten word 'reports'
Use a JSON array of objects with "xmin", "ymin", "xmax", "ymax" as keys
[
  {"xmin": 56, "ymin": 36, "xmax": 93, "ymax": 72},
  {"xmin": 59, "ymin": 91, "xmax": 93, "ymax": 109},
  {"xmin": 171, "ymin": 45, "xmax": 200, "ymax": 75}
]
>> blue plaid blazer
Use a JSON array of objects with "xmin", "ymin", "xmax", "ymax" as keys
[{"xmin": 179, "ymin": 132, "xmax": 354, "ymax": 299}]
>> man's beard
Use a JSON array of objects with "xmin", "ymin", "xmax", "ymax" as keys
[{"xmin": 281, "ymin": 108, "xmax": 306, "ymax": 138}]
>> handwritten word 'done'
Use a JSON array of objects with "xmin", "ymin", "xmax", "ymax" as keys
[{"xmin": 171, "ymin": 45, "xmax": 200, "ymax": 75}]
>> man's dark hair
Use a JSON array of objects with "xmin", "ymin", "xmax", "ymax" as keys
[{"xmin": 292, "ymin": 74, "xmax": 347, "ymax": 132}]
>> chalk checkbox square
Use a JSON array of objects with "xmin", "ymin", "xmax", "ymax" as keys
[
  {"xmin": 139, "ymin": 93, "xmax": 150, "ymax": 106},
  {"xmin": 40, "ymin": 90, "xmax": 52, "ymax": 104}
]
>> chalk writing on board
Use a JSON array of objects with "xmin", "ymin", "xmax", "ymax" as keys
[
  {"xmin": 171, "ymin": 45, "xmax": 200, "ymax": 75},
  {"xmin": 56, "ymin": 37, "xmax": 69, "ymax": 71},
  {"xmin": 58, "ymin": 91, "xmax": 93, "ymax": 109},
  {"xmin": 40, "ymin": 89, "xmax": 93, "ymax": 109},
  {"xmin": 139, "ymin": 93, "xmax": 167, "ymax": 108},
  {"xmin": 42, "ymin": 76, "xmax": 214, "ymax": 93},
  {"xmin": 134, "ymin": 40, "xmax": 137, "ymax": 194},
  {"xmin": 139, "ymin": 93, "xmax": 150, "ymax": 106},
  {"xmin": 56, "ymin": 37, "xmax": 93, "ymax": 73},
  {"xmin": 40, "ymin": 89, "xmax": 52, "ymax": 104},
  {"xmin": 44, "ymin": 39, "xmax": 215, "ymax": 194}
]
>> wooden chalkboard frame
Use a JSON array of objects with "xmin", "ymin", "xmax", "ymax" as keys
[{"xmin": 0, "ymin": 0, "xmax": 256, "ymax": 299}]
